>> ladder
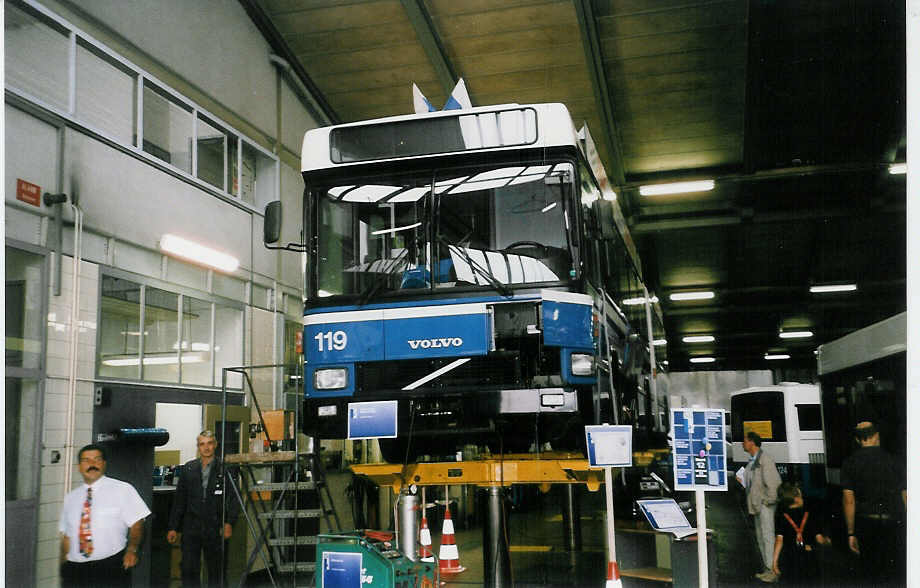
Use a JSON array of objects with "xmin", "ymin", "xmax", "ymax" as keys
[{"xmin": 221, "ymin": 364, "xmax": 341, "ymax": 587}]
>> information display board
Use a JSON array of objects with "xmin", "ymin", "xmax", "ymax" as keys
[
  {"xmin": 584, "ymin": 424, "xmax": 633, "ymax": 468},
  {"xmin": 347, "ymin": 400, "xmax": 398, "ymax": 439},
  {"xmin": 671, "ymin": 408, "xmax": 727, "ymax": 491},
  {"xmin": 320, "ymin": 551, "xmax": 362, "ymax": 587}
]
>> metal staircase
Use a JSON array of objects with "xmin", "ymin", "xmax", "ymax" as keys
[{"xmin": 221, "ymin": 364, "xmax": 341, "ymax": 587}]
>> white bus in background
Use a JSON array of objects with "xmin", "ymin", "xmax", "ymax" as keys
[
  {"xmin": 817, "ymin": 312, "xmax": 906, "ymax": 487},
  {"xmin": 729, "ymin": 382, "xmax": 826, "ymax": 498}
]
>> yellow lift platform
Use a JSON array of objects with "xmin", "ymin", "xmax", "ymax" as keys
[{"xmin": 350, "ymin": 452, "xmax": 603, "ymax": 493}]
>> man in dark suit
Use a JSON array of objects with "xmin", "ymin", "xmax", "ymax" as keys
[{"xmin": 167, "ymin": 430, "xmax": 240, "ymax": 587}]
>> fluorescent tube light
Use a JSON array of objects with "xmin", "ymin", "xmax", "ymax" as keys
[
  {"xmin": 102, "ymin": 354, "xmax": 206, "ymax": 367},
  {"xmin": 639, "ymin": 180, "xmax": 714, "ymax": 196},
  {"xmin": 160, "ymin": 234, "xmax": 239, "ymax": 273},
  {"xmin": 669, "ymin": 291, "xmax": 714, "ymax": 301},
  {"xmin": 371, "ymin": 222, "xmax": 422, "ymax": 236},
  {"xmin": 622, "ymin": 296, "xmax": 659, "ymax": 306},
  {"xmin": 888, "ymin": 163, "xmax": 906, "ymax": 175},
  {"xmin": 764, "ymin": 354, "xmax": 790, "ymax": 360},
  {"xmin": 683, "ymin": 335, "xmax": 715, "ymax": 343},
  {"xmin": 779, "ymin": 330, "xmax": 813, "ymax": 339},
  {"xmin": 689, "ymin": 357, "xmax": 715, "ymax": 364},
  {"xmin": 809, "ymin": 284, "xmax": 857, "ymax": 293},
  {"xmin": 541, "ymin": 202, "xmax": 558, "ymax": 213},
  {"xmin": 653, "ymin": 339, "xmax": 667, "ymax": 346}
]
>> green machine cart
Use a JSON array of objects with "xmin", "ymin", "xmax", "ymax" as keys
[{"xmin": 316, "ymin": 531, "xmax": 437, "ymax": 588}]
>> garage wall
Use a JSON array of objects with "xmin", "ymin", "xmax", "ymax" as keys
[{"xmin": 5, "ymin": 1, "xmax": 323, "ymax": 584}]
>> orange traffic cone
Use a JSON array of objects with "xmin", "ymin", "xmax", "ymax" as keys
[
  {"xmin": 419, "ymin": 516, "xmax": 434, "ymax": 562},
  {"xmin": 437, "ymin": 506, "xmax": 465, "ymax": 575},
  {"xmin": 605, "ymin": 561, "xmax": 623, "ymax": 588}
]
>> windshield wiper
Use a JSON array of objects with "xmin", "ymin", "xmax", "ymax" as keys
[
  {"xmin": 357, "ymin": 249, "xmax": 409, "ymax": 306},
  {"xmin": 438, "ymin": 235, "xmax": 513, "ymax": 298}
]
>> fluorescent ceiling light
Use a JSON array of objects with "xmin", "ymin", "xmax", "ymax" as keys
[
  {"xmin": 669, "ymin": 291, "xmax": 714, "ymax": 301},
  {"xmin": 683, "ymin": 335, "xmax": 715, "ymax": 343},
  {"xmin": 541, "ymin": 202, "xmax": 557, "ymax": 213},
  {"xmin": 653, "ymin": 339, "xmax": 667, "ymax": 346},
  {"xmin": 622, "ymin": 296, "xmax": 659, "ymax": 306},
  {"xmin": 809, "ymin": 284, "xmax": 857, "ymax": 293},
  {"xmin": 764, "ymin": 354, "xmax": 790, "ymax": 360},
  {"xmin": 102, "ymin": 353, "xmax": 207, "ymax": 367},
  {"xmin": 371, "ymin": 222, "xmax": 421, "ymax": 236},
  {"xmin": 779, "ymin": 330, "xmax": 813, "ymax": 339},
  {"xmin": 639, "ymin": 180, "xmax": 715, "ymax": 196},
  {"xmin": 888, "ymin": 163, "xmax": 906, "ymax": 175},
  {"xmin": 689, "ymin": 357, "xmax": 716, "ymax": 364},
  {"xmin": 160, "ymin": 234, "xmax": 239, "ymax": 273}
]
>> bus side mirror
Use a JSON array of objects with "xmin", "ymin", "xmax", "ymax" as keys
[{"xmin": 264, "ymin": 201, "xmax": 282, "ymax": 244}]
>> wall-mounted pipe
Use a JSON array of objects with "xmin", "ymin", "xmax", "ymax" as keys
[{"xmin": 62, "ymin": 201, "xmax": 84, "ymax": 492}]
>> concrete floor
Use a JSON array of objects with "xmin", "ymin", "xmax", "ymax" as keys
[{"xmin": 244, "ymin": 471, "xmax": 867, "ymax": 587}]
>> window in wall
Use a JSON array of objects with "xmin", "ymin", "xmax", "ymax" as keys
[
  {"xmin": 98, "ymin": 276, "xmax": 143, "ymax": 379},
  {"xmin": 241, "ymin": 141, "xmax": 277, "ymax": 207},
  {"xmin": 143, "ymin": 83, "xmax": 192, "ymax": 173},
  {"xmin": 214, "ymin": 306, "xmax": 243, "ymax": 389},
  {"xmin": 75, "ymin": 41, "xmax": 136, "ymax": 144},
  {"xmin": 143, "ymin": 287, "xmax": 179, "ymax": 383},
  {"xmin": 180, "ymin": 296, "xmax": 212, "ymax": 386},
  {"xmin": 5, "ymin": 378, "xmax": 39, "ymax": 501},
  {"xmin": 196, "ymin": 115, "xmax": 227, "ymax": 191},
  {"xmin": 5, "ymin": 248, "xmax": 45, "ymax": 370},
  {"xmin": 4, "ymin": 4, "xmax": 70, "ymax": 111}
]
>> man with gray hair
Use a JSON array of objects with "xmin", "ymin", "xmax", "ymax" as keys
[
  {"xmin": 167, "ymin": 430, "xmax": 240, "ymax": 587},
  {"xmin": 742, "ymin": 430, "xmax": 782, "ymax": 583}
]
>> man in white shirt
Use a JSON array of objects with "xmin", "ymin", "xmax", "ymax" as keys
[{"xmin": 59, "ymin": 444, "xmax": 151, "ymax": 587}]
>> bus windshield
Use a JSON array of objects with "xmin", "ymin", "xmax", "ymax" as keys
[{"xmin": 313, "ymin": 161, "xmax": 576, "ymax": 301}]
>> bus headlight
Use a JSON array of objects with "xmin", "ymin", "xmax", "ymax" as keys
[
  {"xmin": 314, "ymin": 367, "xmax": 347, "ymax": 390},
  {"xmin": 570, "ymin": 353, "xmax": 594, "ymax": 376}
]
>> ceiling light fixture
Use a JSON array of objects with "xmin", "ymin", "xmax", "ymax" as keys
[
  {"xmin": 670, "ymin": 291, "xmax": 714, "ymax": 301},
  {"xmin": 764, "ymin": 354, "xmax": 790, "ymax": 360},
  {"xmin": 622, "ymin": 295, "xmax": 659, "ymax": 305},
  {"xmin": 683, "ymin": 335, "xmax": 715, "ymax": 343},
  {"xmin": 653, "ymin": 339, "xmax": 667, "ymax": 346},
  {"xmin": 809, "ymin": 284, "xmax": 857, "ymax": 293},
  {"xmin": 160, "ymin": 234, "xmax": 239, "ymax": 273},
  {"xmin": 888, "ymin": 163, "xmax": 906, "ymax": 175},
  {"xmin": 779, "ymin": 330, "xmax": 813, "ymax": 339},
  {"xmin": 690, "ymin": 357, "xmax": 716, "ymax": 364},
  {"xmin": 639, "ymin": 179, "xmax": 715, "ymax": 196}
]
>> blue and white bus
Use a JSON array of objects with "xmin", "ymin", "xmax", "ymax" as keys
[{"xmin": 265, "ymin": 102, "xmax": 665, "ymax": 462}]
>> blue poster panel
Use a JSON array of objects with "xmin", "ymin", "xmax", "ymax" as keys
[
  {"xmin": 670, "ymin": 408, "xmax": 727, "ymax": 491},
  {"xmin": 347, "ymin": 400, "xmax": 398, "ymax": 439},
  {"xmin": 321, "ymin": 551, "xmax": 362, "ymax": 588}
]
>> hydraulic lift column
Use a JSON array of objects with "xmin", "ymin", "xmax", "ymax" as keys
[{"xmin": 483, "ymin": 486, "xmax": 511, "ymax": 587}]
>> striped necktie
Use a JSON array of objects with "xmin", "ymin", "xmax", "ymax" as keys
[{"xmin": 79, "ymin": 487, "xmax": 93, "ymax": 557}]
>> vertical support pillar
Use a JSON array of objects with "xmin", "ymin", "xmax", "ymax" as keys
[
  {"xmin": 483, "ymin": 486, "xmax": 511, "ymax": 588},
  {"xmin": 561, "ymin": 484, "xmax": 582, "ymax": 552},
  {"xmin": 398, "ymin": 490, "xmax": 419, "ymax": 561}
]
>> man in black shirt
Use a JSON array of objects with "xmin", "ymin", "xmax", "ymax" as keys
[{"xmin": 840, "ymin": 421, "xmax": 905, "ymax": 585}]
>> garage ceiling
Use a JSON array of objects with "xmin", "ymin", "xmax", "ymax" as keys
[{"xmin": 244, "ymin": 0, "xmax": 906, "ymax": 372}]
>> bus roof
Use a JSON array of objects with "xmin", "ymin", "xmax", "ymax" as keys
[
  {"xmin": 301, "ymin": 103, "xmax": 580, "ymax": 172},
  {"xmin": 817, "ymin": 311, "xmax": 906, "ymax": 375},
  {"xmin": 729, "ymin": 382, "xmax": 819, "ymax": 403}
]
